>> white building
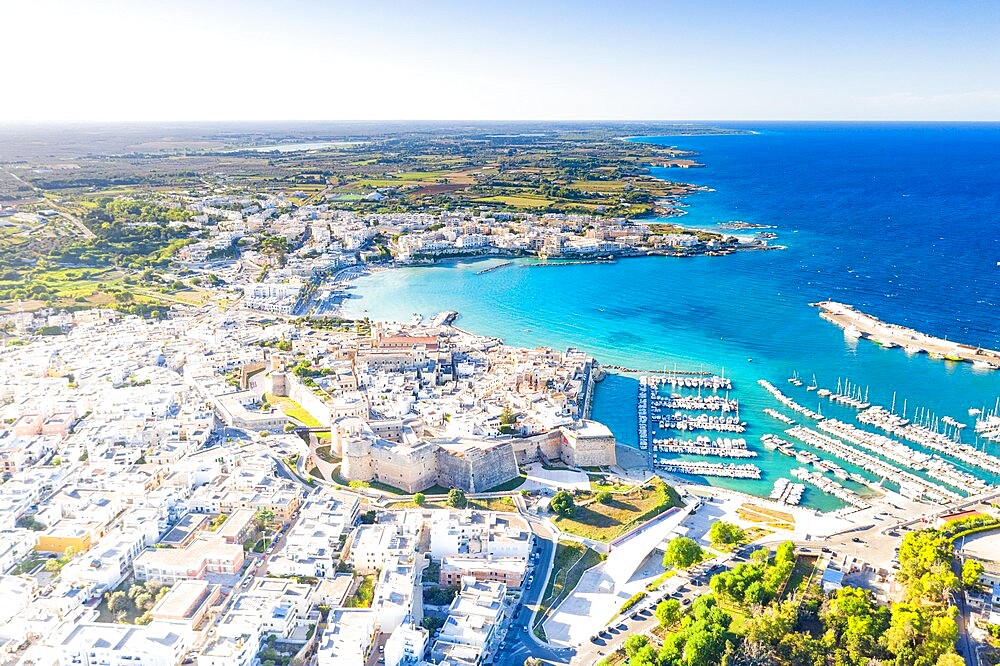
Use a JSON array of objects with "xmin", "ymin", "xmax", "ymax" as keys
[
  {"xmin": 316, "ymin": 609, "xmax": 377, "ymax": 666},
  {"xmin": 384, "ymin": 622, "xmax": 428, "ymax": 666},
  {"xmin": 59, "ymin": 621, "xmax": 193, "ymax": 666},
  {"xmin": 430, "ymin": 578, "xmax": 508, "ymax": 666}
]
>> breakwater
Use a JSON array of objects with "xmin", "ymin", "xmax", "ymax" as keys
[{"xmin": 814, "ymin": 300, "xmax": 1000, "ymax": 370}]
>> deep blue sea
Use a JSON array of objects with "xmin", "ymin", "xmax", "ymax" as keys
[{"xmin": 343, "ymin": 123, "xmax": 1000, "ymax": 511}]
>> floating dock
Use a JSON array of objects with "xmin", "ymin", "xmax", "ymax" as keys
[{"xmin": 813, "ymin": 300, "xmax": 1000, "ymax": 369}]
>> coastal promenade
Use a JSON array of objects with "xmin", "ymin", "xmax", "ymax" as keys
[{"xmin": 813, "ymin": 300, "xmax": 1000, "ymax": 369}]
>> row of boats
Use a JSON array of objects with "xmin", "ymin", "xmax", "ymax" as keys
[
  {"xmin": 760, "ymin": 433, "xmax": 848, "ymax": 478},
  {"xmin": 656, "ymin": 460, "xmax": 762, "ymax": 479},
  {"xmin": 647, "ymin": 374, "xmax": 733, "ymax": 391},
  {"xmin": 758, "ymin": 380, "xmax": 824, "ymax": 420},
  {"xmin": 763, "ymin": 408, "xmax": 795, "ymax": 425},
  {"xmin": 637, "ymin": 378, "xmax": 651, "ymax": 450},
  {"xmin": 770, "ymin": 477, "xmax": 805, "ymax": 505},
  {"xmin": 858, "ymin": 406, "xmax": 1000, "ymax": 477},
  {"xmin": 790, "ymin": 467, "xmax": 871, "ymax": 510},
  {"xmin": 791, "ymin": 373, "xmax": 872, "ymax": 409},
  {"xmin": 649, "ymin": 393, "xmax": 739, "ymax": 413},
  {"xmin": 785, "ymin": 425, "xmax": 961, "ymax": 504},
  {"xmin": 656, "ymin": 413, "xmax": 747, "ymax": 433},
  {"xmin": 817, "ymin": 419, "xmax": 989, "ymax": 495},
  {"xmin": 976, "ymin": 413, "xmax": 1000, "ymax": 443},
  {"xmin": 651, "ymin": 436, "xmax": 757, "ymax": 458}
]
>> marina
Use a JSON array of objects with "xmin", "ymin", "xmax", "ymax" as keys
[
  {"xmin": 816, "ymin": 419, "xmax": 989, "ymax": 494},
  {"xmin": 637, "ymin": 377, "xmax": 651, "ymax": 450},
  {"xmin": 814, "ymin": 300, "xmax": 1000, "ymax": 369}
]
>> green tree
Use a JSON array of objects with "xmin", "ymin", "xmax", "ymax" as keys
[
  {"xmin": 623, "ymin": 634, "xmax": 649, "ymax": 660},
  {"xmin": 447, "ymin": 488, "xmax": 468, "ymax": 509},
  {"xmin": 936, "ymin": 654, "xmax": 965, "ymax": 666},
  {"xmin": 108, "ymin": 590, "xmax": 129, "ymax": 613},
  {"xmin": 595, "ymin": 490, "xmax": 612, "ymax": 505},
  {"xmin": 550, "ymin": 490, "xmax": 576, "ymax": 517},
  {"xmin": 709, "ymin": 521, "xmax": 745, "ymax": 546},
  {"xmin": 663, "ymin": 536, "xmax": 703, "ymax": 569},
  {"xmin": 961, "ymin": 559, "xmax": 984, "ymax": 589},
  {"xmin": 134, "ymin": 592, "xmax": 153, "ymax": 611},
  {"xmin": 413, "ymin": 492, "xmax": 426, "ymax": 506},
  {"xmin": 499, "ymin": 407, "xmax": 517, "ymax": 434},
  {"xmin": 656, "ymin": 598, "xmax": 682, "ymax": 627}
]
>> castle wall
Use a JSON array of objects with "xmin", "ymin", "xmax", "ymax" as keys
[
  {"xmin": 510, "ymin": 431, "xmax": 562, "ymax": 465},
  {"xmin": 341, "ymin": 437, "xmax": 374, "ymax": 483},
  {"xmin": 371, "ymin": 442, "xmax": 439, "ymax": 493},
  {"xmin": 437, "ymin": 441, "xmax": 519, "ymax": 493},
  {"xmin": 559, "ymin": 422, "xmax": 617, "ymax": 468},
  {"xmin": 286, "ymin": 375, "xmax": 333, "ymax": 428}
]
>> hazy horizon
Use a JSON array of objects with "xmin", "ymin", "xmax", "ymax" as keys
[{"xmin": 3, "ymin": 0, "xmax": 999, "ymax": 123}]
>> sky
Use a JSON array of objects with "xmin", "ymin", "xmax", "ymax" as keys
[{"xmin": 2, "ymin": 0, "xmax": 999, "ymax": 122}]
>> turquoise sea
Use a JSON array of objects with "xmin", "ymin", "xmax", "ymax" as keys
[{"xmin": 342, "ymin": 123, "xmax": 1000, "ymax": 511}]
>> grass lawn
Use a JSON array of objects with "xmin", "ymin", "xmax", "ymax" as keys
[
  {"xmin": 314, "ymin": 445, "xmax": 339, "ymax": 464},
  {"xmin": 588, "ymin": 475, "xmax": 635, "ymax": 493},
  {"xmin": 389, "ymin": 496, "xmax": 516, "ymax": 512},
  {"xmin": 10, "ymin": 556, "xmax": 47, "ymax": 575},
  {"xmin": 712, "ymin": 527, "xmax": 772, "ymax": 554},
  {"xmin": 467, "ymin": 496, "xmax": 516, "ymax": 512},
  {"xmin": 719, "ymin": 600, "xmax": 752, "ymax": 632},
  {"xmin": 535, "ymin": 541, "xmax": 603, "ymax": 632},
  {"xmin": 265, "ymin": 393, "xmax": 322, "ymax": 427},
  {"xmin": 554, "ymin": 479, "xmax": 682, "ymax": 542},
  {"xmin": 737, "ymin": 503, "xmax": 795, "ymax": 530},
  {"xmin": 484, "ymin": 474, "xmax": 527, "ymax": 492},
  {"xmin": 393, "ymin": 170, "xmax": 453, "ymax": 181},
  {"xmin": 369, "ymin": 480, "xmax": 408, "ymax": 495},
  {"xmin": 781, "ymin": 555, "xmax": 818, "ymax": 600},
  {"xmin": 645, "ymin": 569, "xmax": 677, "ymax": 591}
]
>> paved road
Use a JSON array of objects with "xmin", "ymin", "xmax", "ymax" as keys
[{"xmin": 497, "ymin": 516, "xmax": 573, "ymax": 666}]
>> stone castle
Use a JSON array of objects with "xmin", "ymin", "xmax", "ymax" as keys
[{"xmin": 335, "ymin": 416, "xmax": 616, "ymax": 493}]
